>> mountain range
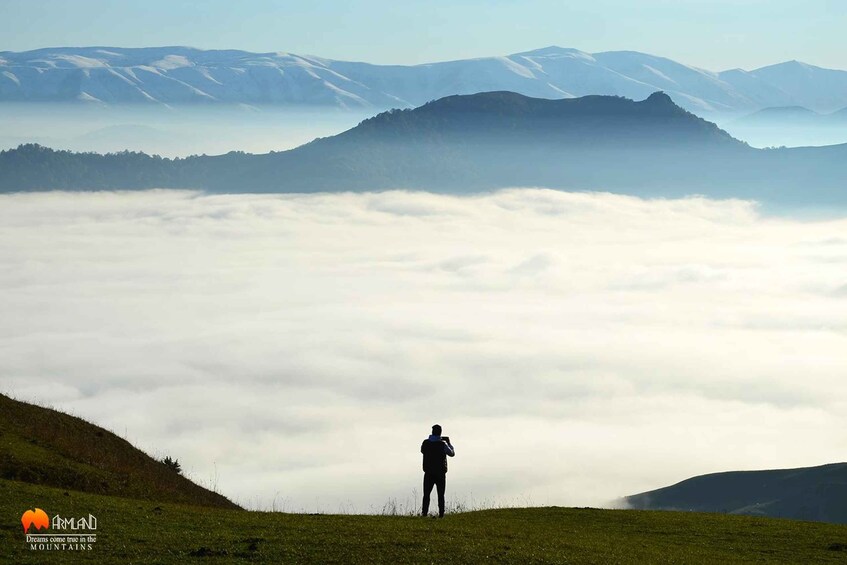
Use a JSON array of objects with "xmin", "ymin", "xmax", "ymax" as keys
[
  {"xmin": 625, "ymin": 463, "xmax": 847, "ymax": 524},
  {"xmin": 2, "ymin": 90, "xmax": 846, "ymax": 205},
  {"xmin": 736, "ymin": 105, "xmax": 847, "ymax": 126},
  {"xmin": 3, "ymin": 46, "xmax": 847, "ymax": 114}
]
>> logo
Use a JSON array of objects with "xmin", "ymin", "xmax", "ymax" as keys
[
  {"xmin": 21, "ymin": 508, "xmax": 49, "ymax": 534},
  {"xmin": 20, "ymin": 508, "xmax": 98, "ymax": 552}
]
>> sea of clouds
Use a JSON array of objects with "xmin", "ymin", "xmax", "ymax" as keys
[{"xmin": 2, "ymin": 188, "xmax": 846, "ymax": 511}]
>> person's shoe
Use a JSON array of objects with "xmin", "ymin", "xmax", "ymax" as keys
[{"xmin": 438, "ymin": 514, "xmax": 445, "ymax": 519}]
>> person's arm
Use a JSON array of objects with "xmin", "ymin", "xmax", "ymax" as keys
[{"xmin": 444, "ymin": 441, "xmax": 455, "ymax": 457}]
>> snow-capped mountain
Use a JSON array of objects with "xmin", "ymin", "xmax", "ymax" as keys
[
  {"xmin": 735, "ymin": 60, "xmax": 847, "ymax": 114},
  {"xmin": 1, "ymin": 46, "xmax": 846, "ymax": 114}
]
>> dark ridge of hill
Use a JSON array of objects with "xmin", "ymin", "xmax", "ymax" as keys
[
  {"xmin": 342, "ymin": 91, "xmax": 742, "ymax": 147},
  {"xmin": 625, "ymin": 463, "xmax": 847, "ymax": 524},
  {"xmin": 0, "ymin": 393, "xmax": 240, "ymax": 509},
  {"xmin": 1, "ymin": 91, "xmax": 847, "ymax": 205}
]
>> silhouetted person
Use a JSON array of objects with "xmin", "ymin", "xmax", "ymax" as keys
[{"xmin": 421, "ymin": 424, "xmax": 455, "ymax": 517}]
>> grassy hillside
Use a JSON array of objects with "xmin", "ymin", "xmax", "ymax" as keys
[
  {"xmin": 626, "ymin": 463, "xmax": 847, "ymax": 523},
  {"xmin": 4, "ymin": 478, "xmax": 847, "ymax": 564},
  {"xmin": 3, "ymin": 395, "xmax": 847, "ymax": 562},
  {"xmin": 0, "ymin": 393, "xmax": 238, "ymax": 509}
]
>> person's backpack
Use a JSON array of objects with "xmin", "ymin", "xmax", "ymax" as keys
[{"xmin": 421, "ymin": 440, "xmax": 448, "ymax": 473}]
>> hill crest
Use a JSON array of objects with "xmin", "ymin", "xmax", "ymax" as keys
[
  {"xmin": 0, "ymin": 393, "xmax": 240, "ymax": 509},
  {"xmin": 346, "ymin": 90, "xmax": 740, "ymax": 146},
  {"xmin": 1, "ymin": 90, "xmax": 846, "ymax": 205},
  {"xmin": 625, "ymin": 463, "xmax": 847, "ymax": 523}
]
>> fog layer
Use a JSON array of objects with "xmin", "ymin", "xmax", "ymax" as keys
[
  {"xmin": 2, "ymin": 189, "xmax": 846, "ymax": 511},
  {"xmin": 0, "ymin": 104, "xmax": 369, "ymax": 157}
]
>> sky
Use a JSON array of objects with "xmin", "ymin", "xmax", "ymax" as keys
[
  {"xmin": 1, "ymin": 0, "xmax": 846, "ymax": 71},
  {"xmin": 3, "ymin": 188, "xmax": 846, "ymax": 511}
]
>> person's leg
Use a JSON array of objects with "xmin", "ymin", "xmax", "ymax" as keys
[
  {"xmin": 422, "ymin": 473, "xmax": 435, "ymax": 516},
  {"xmin": 436, "ymin": 473, "xmax": 446, "ymax": 517}
]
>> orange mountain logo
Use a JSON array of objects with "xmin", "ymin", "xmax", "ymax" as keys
[{"xmin": 21, "ymin": 508, "xmax": 49, "ymax": 534}]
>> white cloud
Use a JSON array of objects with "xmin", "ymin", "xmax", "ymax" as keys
[{"xmin": 2, "ymin": 188, "xmax": 847, "ymax": 511}]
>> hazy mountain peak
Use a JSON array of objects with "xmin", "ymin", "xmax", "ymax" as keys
[
  {"xmin": 517, "ymin": 45, "xmax": 587, "ymax": 55},
  {"xmin": 756, "ymin": 59, "xmax": 820, "ymax": 73},
  {"xmin": 759, "ymin": 105, "xmax": 818, "ymax": 115},
  {"xmin": 512, "ymin": 46, "xmax": 596, "ymax": 61}
]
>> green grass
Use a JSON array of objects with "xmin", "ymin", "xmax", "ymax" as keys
[
  {"xmin": 0, "ymin": 393, "xmax": 237, "ymax": 509},
  {"xmin": 4, "ymin": 478, "xmax": 847, "ymax": 564},
  {"xmin": 4, "ymin": 393, "xmax": 847, "ymax": 563}
]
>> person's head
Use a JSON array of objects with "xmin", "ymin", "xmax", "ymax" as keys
[{"xmin": 432, "ymin": 424, "xmax": 442, "ymax": 436}]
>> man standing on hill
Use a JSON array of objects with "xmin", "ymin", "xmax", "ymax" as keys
[{"xmin": 421, "ymin": 424, "xmax": 455, "ymax": 518}]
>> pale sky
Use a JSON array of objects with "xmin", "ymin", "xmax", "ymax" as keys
[{"xmin": 2, "ymin": 0, "xmax": 846, "ymax": 71}]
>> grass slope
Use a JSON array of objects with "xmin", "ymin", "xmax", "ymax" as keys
[
  {"xmin": 4, "ymin": 395, "xmax": 847, "ymax": 562},
  {"xmin": 626, "ymin": 463, "xmax": 847, "ymax": 523},
  {"xmin": 0, "ymin": 393, "xmax": 238, "ymax": 509},
  {"xmin": 4, "ymin": 479, "xmax": 847, "ymax": 564}
]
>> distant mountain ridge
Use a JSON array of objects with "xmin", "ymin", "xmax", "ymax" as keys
[
  {"xmin": 737, "ymin": 105, "xmax": 847, "ymax": 126},
  {"xmin": 625, "ymin": 463, "xmax": 847, "ymax": 524},
  {"xmin": 2, "ymin": 46, "xmax": 847, "ymax": 113},
  {"xmin": 1, "ymin": 91, "xmax": 846, "ymax": 205}
]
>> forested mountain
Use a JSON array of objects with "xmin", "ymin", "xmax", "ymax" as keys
[{"xmin": 2, "ymin": 91, "xmax": 846, "ymax": 205}]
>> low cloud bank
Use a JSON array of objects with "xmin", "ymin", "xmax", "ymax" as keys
[{"xmin": 2, "ymin": 188, "xmax": 846, "ymax": 510}]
